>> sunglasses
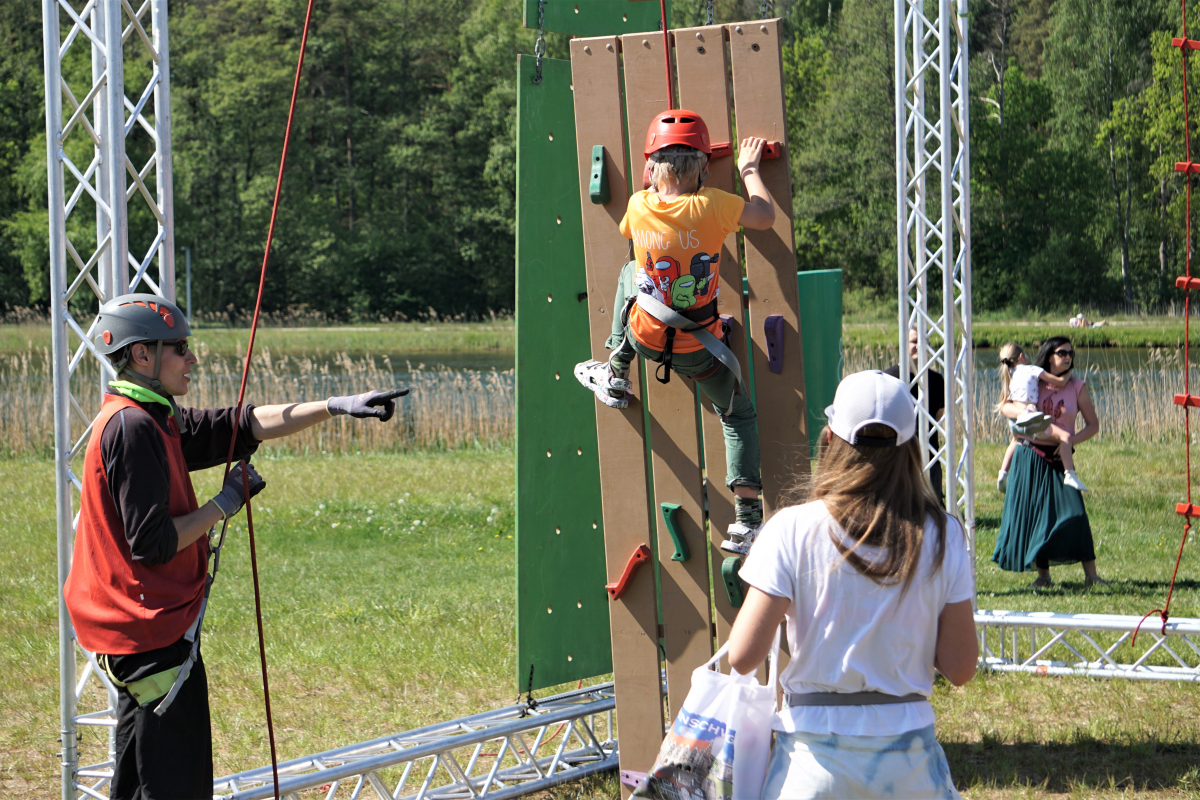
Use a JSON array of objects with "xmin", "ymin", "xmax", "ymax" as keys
[
  {"xmin": 162, "ymin": 339, "xmax": 190, "ymax": 357},
  {"xmin": 1053, "ymin": 349, "xmax": 1075, "ymax": 358}
]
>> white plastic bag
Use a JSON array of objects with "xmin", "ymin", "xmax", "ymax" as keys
[{"xmin": 634, "ymin": 632, "xmax": 779, "ymax": 800}]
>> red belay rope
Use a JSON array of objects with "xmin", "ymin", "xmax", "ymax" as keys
[
  {"xmin": 1136, "ymin": 0, "xmax": 1194, "ymax": 647},
  {"xmin": 215, "ymin": 0, "xmax": 317, "ymax": 795}
]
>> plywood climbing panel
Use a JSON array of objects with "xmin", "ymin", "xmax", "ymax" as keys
[
  {"xmin": 569, "ymin": 35, "xmax": 665, "ymax": 788},
  {"xmin": 620, "ymin": 29, "xmax": 715, "ymax": 724},
  {"xmin": 729, "ymin": 19, "xmax": 808, "ymax": 514},
  {"xmin": 674, "ymin": 24, "xmax": 749, "ymax": 657}
]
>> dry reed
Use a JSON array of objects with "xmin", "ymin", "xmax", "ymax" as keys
[
  {"xmin": 0, "ymin": 341, "xmax": 1191, "ymax": 459},
  {"xmin": 0, "ymin": 344, "xmax": 513, "ymax": 458},
  {"xmin": 842, "ymin": 344, "xmax": 1195, "ymax": 445}
]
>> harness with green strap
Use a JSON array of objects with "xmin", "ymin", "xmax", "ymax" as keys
[{"xmin": 97, "ymin": 381, "xmax": 223, "ymax": 716}]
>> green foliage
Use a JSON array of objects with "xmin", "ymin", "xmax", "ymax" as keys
[{"xmin": 5, "ymin": 0, "xmax": 1200, "ymax": 317}]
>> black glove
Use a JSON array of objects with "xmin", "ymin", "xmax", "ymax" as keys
[
  {"xmin": 326, "ymin": 387, "xmax": 410, "ymax": 422},
  {"xmin": 210, "ymin": 462, "xmax": 266, "ymax": 519}
]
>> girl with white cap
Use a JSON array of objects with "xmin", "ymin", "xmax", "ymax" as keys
[{"xmin": 726, "ymin": 369, "xmax": 977, "ymax": 799}]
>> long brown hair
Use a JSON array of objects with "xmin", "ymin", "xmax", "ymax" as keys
[
  {"xmin": 811, "ymin": 423, "xmax": 947, "ymax": 592},
  {"xmin": 994, "ymin": 341, "xmax": 1026, "ymax": 413}
]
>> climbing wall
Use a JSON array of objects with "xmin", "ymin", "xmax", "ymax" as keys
[{"xmin": 568, "ymin": 19, "xmax": 806, "ymax": 785}]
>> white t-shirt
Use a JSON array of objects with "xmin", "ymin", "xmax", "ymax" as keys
[
  {"xmin": 739, "ymin": 500, "xmax": 975, "ymax": 737},
  {"xmin": 1009, "ymin": 364, "xmax": 1043, "ymax": 404}
]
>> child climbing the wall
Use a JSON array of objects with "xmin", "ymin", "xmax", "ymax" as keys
[
  {"xmin": 995, "ymin": 341, "xmax": 1089, "ymax": 492},
  {"xmin": 574, "ymin": 109, "xmax": 777, "ymax": 555}
]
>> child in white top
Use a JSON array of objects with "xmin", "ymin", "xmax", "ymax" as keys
[
  {"xmin": 995, "ymin": 342, "xmax": 1087, "ymax": 492},
  {"xmin": 727, "ymin": 370, "xmax": 976, "ymax": 800}
]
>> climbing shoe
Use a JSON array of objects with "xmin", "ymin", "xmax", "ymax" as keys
[
  {"xmin": 720, "ymin": 520, "xmax": 763, "ymax": 556},
  {"xmin": 574, "ymin": 359, "xmax": 632, "ymax": 409}
]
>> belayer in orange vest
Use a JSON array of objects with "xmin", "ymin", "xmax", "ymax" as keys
[
  {"xmin": 574, "ymin": 110, "xmax": 777, "ymax": 554},
  {"xmin": 63, "ymin": 293, "xmax": 407, "ymax": 800}
]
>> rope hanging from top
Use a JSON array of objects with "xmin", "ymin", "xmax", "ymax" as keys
[
  {"xmin": 1136, "ymin": 0, "xmax": 1195, "ymax": 646},
  {"xmin": 659, "ymin": 0, "xmax": 674, "ymax": 108},
  {"xmin": 212, "ymin": 0, "xmax": 317, "ymax": 795}
]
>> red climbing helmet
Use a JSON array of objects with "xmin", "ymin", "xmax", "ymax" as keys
[{"xmin": 644, "ymin": 109, "xmax": 711, "ymax": 157}]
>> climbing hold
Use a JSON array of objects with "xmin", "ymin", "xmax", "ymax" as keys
[
  {"xmin": 606, "ymin": 544, "xmax": 652, "ymax": 601},
  {"xmin": 722, "ymin": 557, "xmax": 747, "ymax": 607},
  {"xmin": 590, "ymin": 145, "xmax": 610, "ymax": 205},
  {"xmin": 660, "ymin": 503, "xmax": 689, "ymax": 562},
  {"xmin": 764, "ymin": 314, "xmax": 784, "ymax": 374}
]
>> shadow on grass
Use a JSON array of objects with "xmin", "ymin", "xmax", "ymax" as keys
[
  {"xmin": 979, "ymin": 579, "xmax": 1200, "ymax": 599},
  {"xmin": 945, "ymin": 737, "xmax": 1200, "ymax": 792}
]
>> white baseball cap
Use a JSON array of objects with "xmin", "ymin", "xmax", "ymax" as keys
[{"xmin": 825, "ymin": 370, "xmax": 917, "ymax": 446}]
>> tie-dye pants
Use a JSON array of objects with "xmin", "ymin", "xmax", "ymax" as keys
[{"xmin": 760, "ymin": 724, "xmax": 961, "ymax": 800}]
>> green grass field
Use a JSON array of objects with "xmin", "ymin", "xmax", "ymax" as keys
[{"xmin": 4, "ymin": 442, "xmax": 1199, "ymax": 798}]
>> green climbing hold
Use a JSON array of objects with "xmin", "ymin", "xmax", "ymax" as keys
[
  {"xmin": 660, "ymin": 502, "xmax": 689, "ymax": 562},
  {"xmin": 722, "ymin": 557, "xmax": 746, "ymax": 608},
  {"xmin": 589, "ymin": 145, "xmax": 609, "ymax": 205}
]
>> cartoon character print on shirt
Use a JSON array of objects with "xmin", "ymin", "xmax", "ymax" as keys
[
  {"xmin": 638, "ymin": 250, "xmax": 719, "ymax": 310},
  {"xmin": 635, "ymin": 263, "xmax": 666, "ymax": 304}
]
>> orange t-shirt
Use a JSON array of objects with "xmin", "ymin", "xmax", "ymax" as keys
[{"xmin": 619, "ymin": 187, "xmax": 745, "ymax": 353}]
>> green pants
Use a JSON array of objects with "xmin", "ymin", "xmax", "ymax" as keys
[{"xmin": 607, "ymin": 261, "xmax": 761, "ymax": 491}]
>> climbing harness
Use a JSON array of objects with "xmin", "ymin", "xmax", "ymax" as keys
[
  {"xmin": 532, "ymin": 0, "xmax": 546, "ymax": 85},
  {"xmin": 635, "ymin": 293, "xmax": 744, "ymax": 410}
]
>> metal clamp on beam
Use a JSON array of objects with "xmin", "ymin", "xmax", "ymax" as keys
[
  {"xmin": 605, "ymin": 544, "xmax": 652, "ymax": 601},
  {"xmin": 660, "ymin": 502, "xmax": 689, "ymax": 562}
]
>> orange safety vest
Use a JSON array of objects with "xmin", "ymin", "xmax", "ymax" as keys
[{"xmin": 64, "ymin": 393, "xmax": 204, "ymax": 655}]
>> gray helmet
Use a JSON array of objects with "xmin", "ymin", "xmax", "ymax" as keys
[{"xmin": 94, "ymin": 293, "xmax": 190, "ymax": 355}]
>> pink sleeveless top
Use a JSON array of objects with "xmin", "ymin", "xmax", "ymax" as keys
[{"xmin": 1038, "ymin": 375, "xmax": 1085, "ymax": 435}]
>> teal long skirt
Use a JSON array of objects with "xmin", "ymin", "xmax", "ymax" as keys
[{"xmin": 992, "ymin": 443, "xmax": 1096, "ymax": 572}]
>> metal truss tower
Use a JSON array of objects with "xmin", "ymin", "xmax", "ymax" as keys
[
  {"xmin": 41, "ymin": 0, "xmax": 176, "ymax": 795},
  {"xmin": 894, "ymin": 0, "xmax": 975, "ymax": 553}
]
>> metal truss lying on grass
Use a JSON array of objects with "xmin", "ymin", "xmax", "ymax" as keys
[
  {"xmin": 977, "ymin": 610, "xmax": 1200, "ymax": 681},
  {"xmin": 212, "ymin": 683, "xmax": 618, "ymax": 800}
]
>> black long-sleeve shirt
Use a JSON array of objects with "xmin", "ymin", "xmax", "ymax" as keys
[{"xmin": 99, "ymin": 393, "xmax": 261, "ymax": 566}]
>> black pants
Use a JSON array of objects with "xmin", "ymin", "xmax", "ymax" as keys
[{"xmin": 108, "ymin": 636, "xmax": 212, "ymax": 800}]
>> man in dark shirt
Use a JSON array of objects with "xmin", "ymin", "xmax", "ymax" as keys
[
  {"xmin": 884, "ymin": 327, "xmax": 946, "ymax": 506},
  {"xmin": 64, "ymin": 294, "xmax": 407, "ymax": 800}
]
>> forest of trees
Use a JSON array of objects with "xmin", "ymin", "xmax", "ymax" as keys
[{"xmin": 0, "ymin": 0, "xmax": 1195, "ymax": 318}]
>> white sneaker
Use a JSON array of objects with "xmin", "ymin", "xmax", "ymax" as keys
[
  {"xmin": 574, "ymin": 360, "xmax": 632, "ymax": 409},
  {"xmin": 1013, "ymin": 411, "xmax": 1051, "ymax": 435},
  {"xmin": 720, "ymin": 520, "xmax": 763, "ymax": 556},
  {"xmin": 997, "ymin": 470, "xmax": 1008, "ymax": 493},
  {"xmin": 1063, "ymin": 470, "xmax": 1089, "ymax": 492}
]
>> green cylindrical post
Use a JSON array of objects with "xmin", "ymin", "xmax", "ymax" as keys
[{"xmin": 797, "ymin": 270, "xmax": 843, "ymax": 458}]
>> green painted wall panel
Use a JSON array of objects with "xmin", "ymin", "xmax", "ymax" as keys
[
  {"xmin": 515, "ymin": 54, "xmax": 612, "ymax": 692},
  {"xmin": 524, "ymin": 0, "xmax": 670, "ymax": 37},
  {"xmin": 797, "ymin": 269, "xmax": 843, "ymax": 457}
]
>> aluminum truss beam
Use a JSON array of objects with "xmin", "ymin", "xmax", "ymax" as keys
[
  {"xmin": 42, "ymin": 0, "xmax": 176, "ymax": 797},
  {"xmin": 212, "ymin": 683, "xmax": 617, "ymax": 800},
  {"xmin": 977, "ymin": 610, "xmax": 1200, "ymax": 681},
  {"xmin": 894, "ymin": 0, "xmax": 975, "ymax": 560}
]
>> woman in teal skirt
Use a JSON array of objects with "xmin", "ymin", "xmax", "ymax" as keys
[{"xmin": 993, "ymin": 337, "xmax": 1107, "ymax": 588}]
